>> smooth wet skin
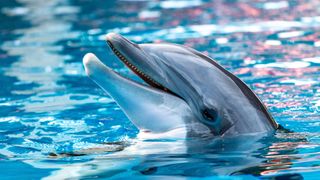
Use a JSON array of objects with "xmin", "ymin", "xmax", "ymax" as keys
[
  {"xmin": 83, "ymin": 53, "xmax": 197, "ymax": 135},
  {"xmin": 83, "ymin": 33, "xmax": 278, "ymax": 137}
]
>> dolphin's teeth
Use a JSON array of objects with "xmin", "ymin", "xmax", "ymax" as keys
[{"xmin": 109, "ymin": 43, "xmax": 167, "ymax": 92}]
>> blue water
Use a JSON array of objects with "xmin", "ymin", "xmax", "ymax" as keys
[{"xmin": 0, "ymin": 0, "xmax": 319, "ymax": 179}]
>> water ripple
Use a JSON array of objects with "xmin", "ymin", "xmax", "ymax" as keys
[{"xmin": 0, "ymin": 0, "xmax": 319, "ymax": 179}]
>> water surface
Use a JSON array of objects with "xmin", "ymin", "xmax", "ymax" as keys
[{"xmin": 0, "ymin": 0, "xmax": 319, "ymax": 179}]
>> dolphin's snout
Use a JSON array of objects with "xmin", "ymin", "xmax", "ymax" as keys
[
  {"xmin": 106, "ymin": 33, "xmax": 139, "ymax": 49},
  {"xmin": 105, "ymin": 32, "xmax": 118, "ymax": 41},
  {"xmin": 83, "ymin": 53, "xmax": 113, "ymax": 79},
  {"xmin": 83, "ymin": 53, "xmax": 97, "ymax": 77}
]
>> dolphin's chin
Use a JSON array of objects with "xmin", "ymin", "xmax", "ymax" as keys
[{"xmin": 106, "ymin": 39, "xmax": 181, "ymax": 99}]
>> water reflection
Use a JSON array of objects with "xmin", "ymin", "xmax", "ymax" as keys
[
  {"xmin": 2, "ymin": 0, "xmax": 84, "ymax": 113},
  {"xmin": 31, "ymin": 131, "xmax": 311, "ymax": 179},
  {"xmin": 0, "ymin": 0, "xmax": 319, "ymax": 179}
]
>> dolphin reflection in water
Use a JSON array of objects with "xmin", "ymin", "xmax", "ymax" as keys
[{"xmin": 28, "ymin": 33, "xmax": 291, "ymax": 179}]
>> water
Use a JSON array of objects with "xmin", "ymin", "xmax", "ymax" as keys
[{"xmin": 0, "ymin": 0, "xmax": 319, "ymax": 179}]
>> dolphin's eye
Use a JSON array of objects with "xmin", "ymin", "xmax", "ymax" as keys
[{"xmin": 202, "ymin": 109, "xmax": 218, "ymax": 122}]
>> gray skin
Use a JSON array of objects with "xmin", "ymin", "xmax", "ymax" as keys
[{"xmin": 84, "ymin": 33, "xmax": 278, "ymax": 138}]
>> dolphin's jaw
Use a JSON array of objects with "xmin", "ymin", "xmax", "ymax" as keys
[
  {"xmin": 83, "ymin": 53, "xmax": 196, "ymax": 134},
  {"xmin": 106, "ymin": 39, "xmax": 180, "ymax": 98}
]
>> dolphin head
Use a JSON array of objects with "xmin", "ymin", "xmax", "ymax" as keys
[{"xmin": 84, "ymin": 33, "xmax": 277, "ymax": 137}]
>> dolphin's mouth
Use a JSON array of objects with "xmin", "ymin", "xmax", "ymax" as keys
[{"xmin": 106, "ymin": 40, "xmax": 180, "ymax": 98}]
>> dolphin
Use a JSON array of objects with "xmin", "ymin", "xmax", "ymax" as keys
[
  {"xmin": 83, "ymin": 33, "xmax": 278, "ymax": 138},
  {"xmin": 25, "ymin": 33, "xmax": 282, "ymax": 179}
]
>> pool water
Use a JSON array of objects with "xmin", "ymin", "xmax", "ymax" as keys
[{"xmin": 0, "ymin": 0, "xmax": 319, "ymax": 179}]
